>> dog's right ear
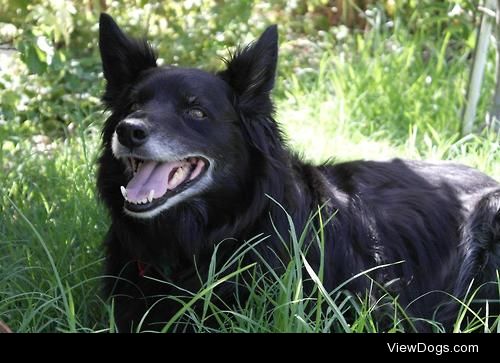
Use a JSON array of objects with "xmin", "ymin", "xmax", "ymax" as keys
[
  {"xmin": 218, "ymin": 25, "xmax": 278, "ymax": 115},
  {"xmin": 99, "ymin": 13, "xmax": 157, "ymax": 106}
]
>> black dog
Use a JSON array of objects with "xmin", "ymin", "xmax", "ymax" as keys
[{"xmin": 97, "ymin": 13, "xmax": 500, "ymax": 332}]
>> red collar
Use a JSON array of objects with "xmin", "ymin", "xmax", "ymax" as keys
[
  {"xmin": 136, "ymin": 260, "xmax": 172, "ymax": 281},
  {"xmin": 137, "ymin": 261, "xmax": 147, "ymax": 277}
]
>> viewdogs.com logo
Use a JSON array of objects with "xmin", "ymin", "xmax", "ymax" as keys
[{"xmin": 387, "ymin": 342, "xmax": 478, "ymax": 355}]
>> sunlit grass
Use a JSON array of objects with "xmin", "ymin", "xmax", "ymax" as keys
[{"xmin": 0, "ymin": 22, "xmax": 499, "ymax": 332}]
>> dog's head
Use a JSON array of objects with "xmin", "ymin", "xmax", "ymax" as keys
[{"xmin": 98, "ymin": 14, "xmax": 280, "ymax": 219}]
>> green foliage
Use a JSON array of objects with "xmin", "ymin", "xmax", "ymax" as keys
[
  {"xmin": 0, "ymin": 125, "xmax": 108, "ymax": 332},
  {"xmin": 0, "ymin": 0, "xmax": 481, "ymax": 134},
  {"xmin": 0, "ymin": 1, "xmax": 499, "ymax": 332}
]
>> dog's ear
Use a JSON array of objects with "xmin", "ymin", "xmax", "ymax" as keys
[
  {"xmin": 99, "ymin": 13, "xmax": 157, "ymax": 105},
  {"xmin": 218, "ymin": 25, "xmax": 278, "ymax": 114},
  {"xmin": 219, "ymin": 26, "xmax": 284, "ymax": 161}
]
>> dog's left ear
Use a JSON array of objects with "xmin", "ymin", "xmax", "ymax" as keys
[
  {"xmin": 218, "ymin": 25, "xmax": 278, "ymax": 114},
  {"xmin": 99, "ymin": 13, "xmax": 157, "ymax": 106}
]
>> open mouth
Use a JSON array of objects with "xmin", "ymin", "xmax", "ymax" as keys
[{"xmin": 120, "ymin": 156, "xmax": 208, "ymax": 213}]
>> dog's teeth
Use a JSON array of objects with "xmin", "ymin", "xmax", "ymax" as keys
[
  {"xmin": 170, "ymin": 168, "xmax": 184, "ymax": 186},
  {"xmin": 120, "ymin": 186, "xmax": 127, "ymax": 199},
  {"xmin": 148, "ymin": 190, "xmax": 154, "ymax": 202}
]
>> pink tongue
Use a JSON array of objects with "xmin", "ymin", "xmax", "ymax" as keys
[{"xmin": 125, "ymin": 160, "xmax": 184, "ymax": 202}]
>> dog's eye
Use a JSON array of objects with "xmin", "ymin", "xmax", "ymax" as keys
[{"xmin": 187, "ymin": 108, "xmax": 206, "ymax": 120}]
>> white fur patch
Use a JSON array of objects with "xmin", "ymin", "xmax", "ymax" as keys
[{"xmin": 111, "ymin": 117, "xmax": 216, "ymax": 218}]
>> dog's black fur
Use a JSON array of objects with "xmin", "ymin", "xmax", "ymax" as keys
[{"xmin": 97, "ymin": 13, "xmax": 500, "ymax": 332}]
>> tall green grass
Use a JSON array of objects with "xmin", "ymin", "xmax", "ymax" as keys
[
  {"xmin": 1, "ymin": 21, "xmax": 499, "ymax": 332},
  {"xmin": 104, "ymin": 201, "xmax": 500, "ymax": 333},
  {"xmin": 0, "ymin": 122, "xmax": 109, "ymax": 332}
]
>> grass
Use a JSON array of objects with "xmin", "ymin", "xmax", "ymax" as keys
[{"xmin": 1, "ymin": 19, "xmax": 499, "ymax": 332}]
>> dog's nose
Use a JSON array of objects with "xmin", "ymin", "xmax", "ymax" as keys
[{"xmin": 116, "ymin": 119, "xmax": 150, "ymax": 148}]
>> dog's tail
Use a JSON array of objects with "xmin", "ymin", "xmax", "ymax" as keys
[{"xmin": 442, "ymin": 188, "xmax": 500, "ymax": 328}]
